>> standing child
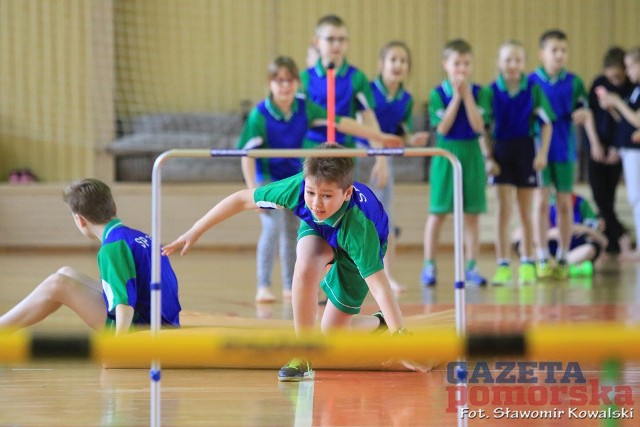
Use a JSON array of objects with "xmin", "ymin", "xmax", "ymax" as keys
[
  {"xmin": 585, "ymin": 47, "xmax": 635, "ymax": 257},
  {"xmin": 0, "ymin": 178, "xmax": 181, "ymax": 334},
  {"xmin": 421, "ymin": 39, "xmax": 488, "ymax": 286},
  {"xmin": 483, "ymin": 40, "xmax": 555, "ymax": 285},
  {"xmin": 360, "ymin": 41, "xmax": 429, "ymax": 292},
  {"xmin": 163, "ymin": 144, "xmax": 425, "ymax": 382},
  {"xmin": 597, "ymin": 47, "xmax": 640, "ymax": 260},
  {"xmin": 239, "ymin": 56, "xmax": 404, "ymax": 303},
  {"xmin": 300, "ymin": 14, "xmax": 389, "ymax": 188},
  {"xmin": 529, "ymin": 29, "xmax": 589, "ymax": 279}
]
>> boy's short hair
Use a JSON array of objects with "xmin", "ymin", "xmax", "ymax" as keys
[
  {"xmin": 63, "ymin": 178, "xmax": 116, "ymax": 224},
  {"xmin": 303, "ymin": 144, "xmax": 355, "ymax": 191},
  {"xmin": 603, "ymin": 47, "xmax": 626, "ymax": 68},
  {"xmin": 443, "ymin": 39, "xmax": 472, "ymax": 59},
  {"xmin": 267, "ymin": 56, "xmax": 300, "ymax": 81},
  {"xmin": 539, "ymin": 29, "xmax": 567, "ymax": 48},
  {"xmin": 315, "ymin": 14, "xmax": 346, "ymax": 33}
]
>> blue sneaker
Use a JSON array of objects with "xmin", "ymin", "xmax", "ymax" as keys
[
  {"xmin": 465, "ymin": 267, "xmax": 487, "ymax": 286},
  {"xmin": 278, "ymin": 358, "xmax": 314, "ymax": 382},
  {"xmin": 421, "ymin": 263, "xmax": 437, "ymax": 286}
]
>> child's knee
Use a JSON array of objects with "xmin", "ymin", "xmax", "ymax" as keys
[
  {"xmin": 56, "ymin": 266, "xmax": 78, "ymax": 278},
  {"xmin": 42, "ymin": 270, "xmax": 75, "ymax": 297}
]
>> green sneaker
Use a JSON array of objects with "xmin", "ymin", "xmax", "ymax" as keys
[
  {"xmin": 569, "ymin": 260, "xmax": 594, "ymax": 277},
  {"xmin": 492, "ymin": 265, "xmax": 512, "ymax": 285},
  {"xmin": 278, "ymin": 358, "xmax": 314, "ymax": 382},
  {"xmin": 518, "ymin": 263, "xmax": 537, "ymax": 285},
  {"xmin": 536, "ymin": 260, "xmax": 554, "ymax": 279},
  {"xmin": 553, "ymin": 260, "xmax": 569, "ymax": 280}
]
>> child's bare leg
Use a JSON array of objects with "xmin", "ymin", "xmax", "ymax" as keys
[
  {"xmin": 423, "ymin": 214, "xmax": 446, "ymax": 260},
  {"xmin": 618, "ymin": 233, "xmax": 640, "ymax": 262},
  {"xmin": 464, "ymin": 214, "xmax": 480, "ymax": 261},
  {"xmin": 567, "ymin": 245, "xmax": 595, "ymax": 265},
  {"xmin": 555, "ymin": 191, "xmax": 574, "ymax": 260},
  {"xmin": 320, "ymin": 301, "xmax": 354, "ymax": 334},
  {"xmin": 0, "ymin": 267, "xmax": 105, "ymax": 330},
  {"xmin": 516, "ymin": 188, "xmax": 535, "ymax": 259},
  {"xmin": 533, "ymin": 187, "xmax": 551, "ymax": 260},
  {"xmin": 495, "ymin": 185, "xmax": 513, "ymax": 261},
  {"xmin": 292, "ymin": 235, "xmax": 333, "ymax": 335}
]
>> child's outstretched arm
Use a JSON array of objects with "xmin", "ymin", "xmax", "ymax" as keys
[
  {"xmin": 365, "ymin": 270, "xmax": 403, "ymax": 331},
  {"xmin": 335, "ymin": 116, "xmax": 403, "ymax": 148},
  {"xmin": 365, "ymin": 270, "xmax": 430, "ymax": 372},
  {"xmin": 162, "ymin": 188, "xmax": 258, "ymax": 256}
]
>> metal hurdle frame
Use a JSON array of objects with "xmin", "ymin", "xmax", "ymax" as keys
[{"xmin": 150, "ymin": 147, "xmax": 466, "ymax": 427}]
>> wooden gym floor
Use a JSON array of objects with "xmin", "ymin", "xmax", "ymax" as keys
[{"xmin": 1, "ymin": 247, "xmax": 640, "ymax": 426}]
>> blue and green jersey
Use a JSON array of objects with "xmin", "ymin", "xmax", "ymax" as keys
[
  {"xmin": 429, "ymin": 79, "xmax": 487, "ymax": 143},
  {"xmin": 237, "ymin": 96, "xmax": 336, "ymax": 183},
  {"xmin": 356, "ymin": 76, "xmax": 414, "ymax": 146},
  {"xmin": 483, "ymin": 74, "xmax": 556, "ymax": 141},
  {"xmin": 253, "ymin": 173, "xmax": 388, "ymax": 279},
  {"xmin": 98, "ymin": 219, "xmax": 180, "ymax": 330},
  {"xmin": 529, "ymin": 67, "xmax": 588, "ymax": 162},
  {"xmin": 300, "ymin": 59, "xmax": 375, "ymax": 147}
]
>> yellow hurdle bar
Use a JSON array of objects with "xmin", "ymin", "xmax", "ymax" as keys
[
  {"xmin": 527, "ymin": 323, "xmax": 640, "ymax": 361},
  {"xmin": 2, "ymin": 324, "xmax": 640, "ymax": 365}
]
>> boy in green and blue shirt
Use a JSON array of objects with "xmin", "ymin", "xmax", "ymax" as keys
[
  {"xmin": 421, "ymin": 39, "xmax": 489, "ymax": 287},
  {"xmin": 0, "ymin": 179, "xmax": 181, "ymax": 335},
  {"xmin": 529, "ymin": 29, "xmax": 590, "ymax": 279},
  {"xmin": 482, "ymin": 40, "xmax": 556, "ymax": 286},
  {"xmin": 163, "ymin": 144, "xmax": 425, "ymax": 382}
]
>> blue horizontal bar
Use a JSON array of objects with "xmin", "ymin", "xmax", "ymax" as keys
[{"xmin": 209, "ymin": 149, "xmax": 249, "ymax": 157}]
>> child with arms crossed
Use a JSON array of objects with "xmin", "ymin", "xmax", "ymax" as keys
[
  {"xmin": 584, "ymin": 47, "xmax": 635, "ymax": 258},
  {"xmin": 597, "ymin": 47, "xmax": 640, "ymax": 260}
]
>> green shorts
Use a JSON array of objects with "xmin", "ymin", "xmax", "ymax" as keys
[
  {"xmin": 540, "ymin": 161, "xmax": 575, "ymax": 192},
  {"xmin": 298, "ymin": 221, "xmax": 385, "ymax": 315},
  {"xmin": 429, "ymin": 139, "xmax": 487, "ymax": 214}
]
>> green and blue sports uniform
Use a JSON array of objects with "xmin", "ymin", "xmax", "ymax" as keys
[
  {"xmin": 99, "ymin": 219, "xmax": 180, "ymax": 330},
  {"xmin": 237, "ymin": 95, "xmax": 338, "ymax": 183},
  {"xmin": 356, "ymin": 76, "xmax": 416, "ymax": 217},
  {"xmin": 253, "ymin": 173, "xmax": 388, "ymax": 314},
  {"xmin": 483, "ymin": 74, "xmax": 556, "ymax": 187},
  {"xmin": 236, "ymin": 95, "xmax": 338, "ymax": 291},
  {"xmin": 529, "ymin": 67, "xmax": 588, "ymax": 191},
  {"xmin": 367, "ymin": 76, "xmax": 415, "ymax": 140},
  {"xmin": 300, "ymin": 59, "xmax": 376, "ymax": 148},
  {"xmin": 428, "ymin": 80, "xmax": 488, "ymax": 214}
]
